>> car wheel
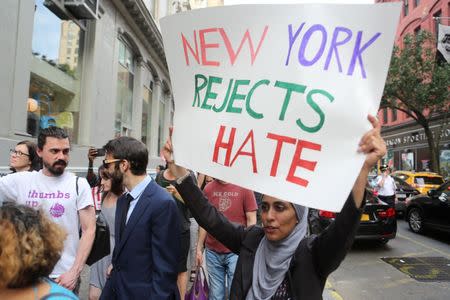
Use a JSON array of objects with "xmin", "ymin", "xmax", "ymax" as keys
[{"xmin": 408, "ymin": 208, "xmax": 424, "ymax": 233}]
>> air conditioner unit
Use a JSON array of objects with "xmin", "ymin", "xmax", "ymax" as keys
[
  {"xmin": 64, "ymin": 0, "xmax": 99, "ymax": 19},
  {"xmin": 44, "ymin": 0, "xmax": 70, "ymax": 20}
]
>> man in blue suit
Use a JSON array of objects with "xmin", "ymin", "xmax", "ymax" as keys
[{"xmin": 100, "ymin": 136, "xmax": 181, "ymax": 300}]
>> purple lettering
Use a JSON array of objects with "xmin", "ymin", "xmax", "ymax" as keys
[
  {"xmin": 347, "ymin": 31, "xmax": 381, "ymax": 78},
  {"xmin": 285, "ymin": 23, "xmax": 305, "ymax": 66},
  {"xmin": 57, "ymin": 191, "xmax": 64, "ymax": 199},
  {"xmin": 65, "ymin": 193, "xmax": 70, "ymax": 199},
  {"xmin": 324, "ymin": 26, "xmax": 352, "ymax": 73},
  {"xmin": 298, "ymin": 24, "xmax": 327, "ymax": 67}
]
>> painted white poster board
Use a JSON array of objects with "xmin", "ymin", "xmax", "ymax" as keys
[{"xmin": 161, "ymin": 3, "xmax": 400, "ymax": 211}]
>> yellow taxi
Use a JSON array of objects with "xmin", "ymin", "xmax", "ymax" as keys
[{"xmin": 391, "ymin": 171, "xmax": 444, "ymax": 194}]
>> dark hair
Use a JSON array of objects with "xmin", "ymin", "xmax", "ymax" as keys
[
  {"xmin": 37, "ymin": 127, "xmax": 69, "ymax": 150},
  {"xmin": 98, "ymin": 165, "xmax": 125, "ymax": 196},
  {"xmin": 0, "ymin": 203, "xmax": 66, "ymax": 288},
  {"xmin": 16, "ymin": 140, "xmax": 42, "ymax": 172},
  {"xmin": 103, "ymin": 136, "xmax": 148, "ymax": 176}
]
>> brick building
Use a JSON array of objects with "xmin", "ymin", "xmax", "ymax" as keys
[{"xmin": 376, "ymin": 0, "xmax": 450, "ymax": 176}]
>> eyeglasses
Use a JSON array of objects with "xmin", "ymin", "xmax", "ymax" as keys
[
  {"xmin": 102, "ymin": 159, "xmax": 122, "ymax": 168},
  {"xmin": 10, "ymin": 149, "xmax": 30, "ymax": 157}
]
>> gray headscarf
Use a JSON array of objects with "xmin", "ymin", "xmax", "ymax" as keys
[{"xmin": 246, "ymin": 203, "xmax": 308, "ymax": 300}]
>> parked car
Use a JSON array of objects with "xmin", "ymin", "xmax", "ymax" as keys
[
  {"xmin": 308, "ymin": 189, "xmax": 397, "ymax": 244},
  {"xmin": 405, "ymin": 181, "xmax": 450, "ymax": 234},
  {"xmin": 393, "ymin": 177, "xmax": 419, "ymax": 216},
  {"xmin": 391, "ymin": 171, "xmax": 444, "ymax": 194}
]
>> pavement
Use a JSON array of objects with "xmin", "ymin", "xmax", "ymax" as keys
[
  {"xmin": 323, "ymin": 279, "xmax": 344, "ymax": 300},
  {"xmin": 79, "ymin": 265, "xmax": 343, "ymax": 300}
]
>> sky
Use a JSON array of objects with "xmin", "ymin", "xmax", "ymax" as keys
[
  {"xmin": 32, "ymin": 0, "xmax": 62, "ymax": 61},
  {"xmin": 32, "ymin": 0, "xmax": 376, "ymax": 60}
]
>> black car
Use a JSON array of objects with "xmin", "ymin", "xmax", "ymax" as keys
[
  {"xmin": 393, "ymin": 177, "xmax": 419, "ymax": 216},
  {"xmin": 309, "ymin": 190, "xmax": 397, "ymax": 244},
  {"xmin": 406, "ymin": 181, "xmax": 450, "ymax": 234}
]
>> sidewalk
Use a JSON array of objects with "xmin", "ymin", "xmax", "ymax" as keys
[{"xmin": 323, "ymin": 280, "xmax": 344, "ymax": 300}]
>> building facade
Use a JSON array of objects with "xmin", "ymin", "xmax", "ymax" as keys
[
  {"xmin": 376, "ymin": 0, "xmax": 450, "ymax": 176},
  {"xmin": 0, "ymin": 0, "xmax": 179, "ymax": 174}
]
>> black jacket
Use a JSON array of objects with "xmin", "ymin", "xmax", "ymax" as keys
[{"xmin": 175, "ymin": 176, "xmax": 363, "ymax": 300}]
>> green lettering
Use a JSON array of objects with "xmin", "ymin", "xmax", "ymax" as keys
[
  {"xmin": 226, "ymin": 80, "xmax": 250, "ymax": 114},
  {"xmin": 274, "ymin": 81, "xmax": 307, "ymax": 121},
  {"xmin": 193, "ymin": 74, "xmax": 208, "ymax": 107},
  {"xmin": 201, "ymin": 76, "xmax": 223, "ymax": 110},
  {"xmin": 297, "ymin": 89, "xmax": 334, "ymax": 133},
  {"xmin": 213, "ymin": 79, "xmax": 234, "ymax": 113},
  {"xmin": 246, "ymin": 79, "xmax": 269, "ymax": 119}
]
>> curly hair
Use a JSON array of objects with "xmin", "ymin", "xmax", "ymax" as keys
[{"xmin": 0, "ymin": 203, "xmax": 66, "ymax": 288}]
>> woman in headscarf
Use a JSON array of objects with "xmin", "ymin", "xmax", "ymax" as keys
[{"xmin": 163, "ymin": 115, "xmax": 386, "ymax": 300}]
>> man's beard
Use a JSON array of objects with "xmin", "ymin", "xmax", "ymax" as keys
[{"xmin": 44, "ymin": 159, "xmax": 67, "ymax": 176}]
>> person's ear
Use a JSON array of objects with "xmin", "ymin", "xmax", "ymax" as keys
[{"xmin": 123, "ymin": 160, "xmax": 131, "ymax": 173}]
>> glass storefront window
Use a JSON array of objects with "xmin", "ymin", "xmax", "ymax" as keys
[
  {"xmin": 28, "ymin": 0, "xmax": 84, "ymax": 143},
  {"xmin": 115, "ymin": 40, "xmax": 135, "ymax": 137},
  {"xmin": 142, "ymin": 86, "xmax": 152, "ymax": 145},
  {"xmin": 158, "ymin": 98, "xmax": 166, "ymax": 152}
]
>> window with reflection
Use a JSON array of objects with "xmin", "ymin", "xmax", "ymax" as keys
[
  {"xmin": 115, "ymin": 40, "xmax": 135, "ymax": 137},
  {"xmin": 142, "ymin": 85, "xmax": 152, "ymax": 145},
  {"xmin": 28, "ymin": 0, "xmax": 85, "ymax": 143},
  {"xmin": 383, "ymin": 108, "xmax": 388, "ymax": 123},
  {"xmin": 158, "ymin": 97, "xmax": 166, "ymax": 152},
  {"xmin": 391, "ymin": 108, "xmax": 397, "ymax": 122}
]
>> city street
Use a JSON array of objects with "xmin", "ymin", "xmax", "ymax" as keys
[
  {"xmin": 79, "ymin": 219, "xmax": 450, "ymax": 300},
  {"xmin": 327, "ymin": 219, "xmax": 450, "ymax": 300}
]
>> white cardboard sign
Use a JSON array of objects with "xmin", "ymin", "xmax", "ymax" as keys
[{"xmin": 161, "ymin": 3, "xmax": 400, "ymax": 211}]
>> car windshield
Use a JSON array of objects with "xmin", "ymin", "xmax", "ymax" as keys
[
  {"xmin": 394, "ymin": 177, "xmax": 413, "ymax": 189},
  {"xmin": 414, "ymin": 176, "xmax": 444, "ymax": 185}
]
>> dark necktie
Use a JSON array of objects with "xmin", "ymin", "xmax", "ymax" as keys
[{"xmin": 119, "ymin": 194, "xmax": 133, "ymax": 240}]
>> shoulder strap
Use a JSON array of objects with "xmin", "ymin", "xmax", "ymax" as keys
[{"xmin": 75, "ymin": 176, "xmax": 79, "ymax": 196}]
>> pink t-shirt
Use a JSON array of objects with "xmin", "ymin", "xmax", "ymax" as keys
[{"xmin": 203, "ymin": 180, "xmax": 257, "ymax": 253}]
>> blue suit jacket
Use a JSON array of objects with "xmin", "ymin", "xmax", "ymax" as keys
[{"xmin": 100, "ymin": 180, "xmax": 181, "ymax": 300}]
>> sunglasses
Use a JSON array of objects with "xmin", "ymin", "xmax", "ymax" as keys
[{"xmin": 102, "ymin": 159, "xmax": 122, "ymax": 168}]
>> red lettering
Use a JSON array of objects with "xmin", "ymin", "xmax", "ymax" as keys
[
  {"xmin": 212, "ymin": 125, "xmax": 236, "ymax": 166},
  {"xmin": 267, "ymin": 133, "xmax": 296, "ymax": 177},
  {"xmin": 181, "ymin": 32, "xmax": 200, "ymax": 65},
  {"xmin": 287, "ymin": 140, "xmax": 321, "ymax": 187},
  {"xmin": 219, "ymin": 26, "xmax": 269, "ymax": 65},
  {"xmin": 230, "ymin": 130, "xmax": 258, "ymax": 173},
  {"xmin": 199, "ymin": 28, "xmax": 220, "ymax": 66}
]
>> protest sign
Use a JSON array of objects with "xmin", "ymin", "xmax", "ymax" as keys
[{"xmin": 161, "ymin": 3, "xmax": 401, "ymax": 211}]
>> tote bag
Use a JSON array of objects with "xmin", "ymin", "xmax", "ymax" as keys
[{"xmin": 185, "ymin": 266, "xmax": 209, "ymax": 300}]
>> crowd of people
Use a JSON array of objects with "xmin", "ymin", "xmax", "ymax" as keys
[{"xmin": 0, "ymin": 114, "xmax": 386, "ymax": 300}]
